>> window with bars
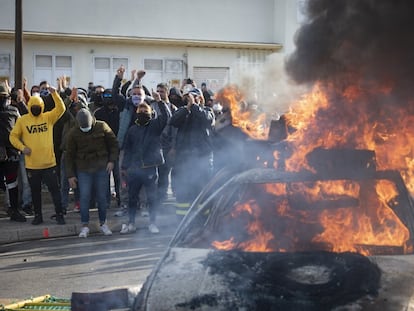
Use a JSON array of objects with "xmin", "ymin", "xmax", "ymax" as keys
[
  {"xmin": 34, "ymin": 54, "xmax": 72, "ymax": 86},
  {"xmin": 143, "ymin": 59, "xmax": 184, "ymax": 73},
  {"xmin": 144, "ymin": 59, "xmax": 163, "ymax": 71},
  {"xmin": 141, "ymin": 58, "xmax": 184, "ymax": 90},
  {"xmin": 93, "ymin": 57, "xmax": 129, "ymax": 88},
  {"xmin": 0, "ymin": 53, "xmax": 11, "ymax": 83}
]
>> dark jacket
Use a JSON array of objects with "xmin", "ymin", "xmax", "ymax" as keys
[
  {"xmin": 112, "ymin": 74, "xmax": 127, "ymax": 111},
  {"xmin": 65, "ymin": 120, "xmax": 119, "ymax": 177},
  {"xmin": 117, "ymin": 98, "xmax": 136, "ymax": 149},
  {"xmin": 0, "ymin": 104, "xmax": 20, "ymax": 160},
  {"xmin": 160, "ymin": 102, "xmax": 178, "ymax": 152},
  {"xmin": 11, "ymin": 101, "xmax": 28, "ymax": 116},
  {"xmin": 169, "ymin": 104, "xmax": 215, "ymax": 156},
  {"xmin": 94, "ymin": 103, "xmax": 120, "ymax": 136},
  {"xmin": 121, "ymin": 102, "xmax": 170, "ymax": 170},
  {"xmin": 59, "ymin": 96, "xmax": 90, "ymax": 153},
  {"xmin": 113, "ymin": 74, "xmax": 149, "ymax": 148}
]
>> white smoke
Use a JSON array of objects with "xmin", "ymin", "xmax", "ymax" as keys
[{"xmin": 231, "ymin": 53, "xmax": 310, "ymax": 120}]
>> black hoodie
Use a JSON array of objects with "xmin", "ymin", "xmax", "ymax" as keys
[{"xmin": 0, "ymin": 97, "xmax": 20, "ymax": 158}]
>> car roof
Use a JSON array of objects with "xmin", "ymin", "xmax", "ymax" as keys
[{"xmin": 230, "ymin": 167, "xmax": 404, "ymax": 185}]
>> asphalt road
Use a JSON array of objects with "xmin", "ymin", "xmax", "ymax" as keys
[{"xmin": 0, "ymin": 225, "xmax": 176, "ymax": 304}]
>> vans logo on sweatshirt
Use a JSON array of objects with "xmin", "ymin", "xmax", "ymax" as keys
[{"xmin": 26, "ymin": 123, "xmax": 48, "ymax": 134}]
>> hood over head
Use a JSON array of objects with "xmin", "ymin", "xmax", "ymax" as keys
[
  {"xmin": 77, "ymin": 93, "xmax": 89, "ymax": 109},
  {"xmin": 189, "ymin": 88, "xmax": 202, "ymax": 97},
  {"xmin": 183, "ymin": 87, "xmax": 202, "ymax": 97},
  {"xmin": 27, "ymin": 95, "xmax": 45, "ymax": 115},
  {"xmin": 169, "ymin": 87, "xmax": 182, "ymax": 98}
]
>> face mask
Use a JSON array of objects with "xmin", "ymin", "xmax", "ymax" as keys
[
  {"xmin": 80, "ymin": 126, "xmax": 92, "ymax": 132},
  {"xmin": 136, "ymin": 112, "xmax": 151, "ymax": 125},
  {"xmin": 103, "ymin": 98, "xmax": 113, "ymax": 107},
  {"xmin": 213, "ymin": 103, "xmax": 223, "ymax": 113},
  {"xmin": 131, "ymin": 95, "xmax": 142, "ymax": 107},
  {"xmin": 92, "ymin": 93, "xmax": 103, "ymax": 104},
  {"xmin": 30, "ymin": 105, "xmax": 42, "ymax": 116},
  {"xmin": 40, "ymin": 89, "xmax": 50, "ymax": 97}
]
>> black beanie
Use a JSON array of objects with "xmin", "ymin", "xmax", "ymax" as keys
[{"xmin": 76, "ymin": 108, "xmax": 93, "ymax": 128}]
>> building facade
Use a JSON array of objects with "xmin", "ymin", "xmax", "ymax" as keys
[{"xmin": 0, "ymin": 0, "xmax": 306, "ymax": 94}]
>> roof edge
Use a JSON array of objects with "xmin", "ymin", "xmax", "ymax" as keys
[{"xmin": 0, "ymin": 30, "xmax": 283, "ymax": 51}]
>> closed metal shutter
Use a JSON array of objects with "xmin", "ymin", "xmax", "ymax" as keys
[{"xmin": 193, "ymin": 67, "xmax": 229, "ymax": 93}]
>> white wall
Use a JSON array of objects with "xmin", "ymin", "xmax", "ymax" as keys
[
  {"xmin": 0, "ymin": 0, "xmax": 304, "ymax": 90},
  {"xmin": 26, "ymin": 39, "xmax": 189, "ymax": 89},
  {"xmin": 1, "ymin": 0, "xmax": 276, "ymax": 43},
  {"xmin": 187, "ymin": 48, "xmax": 237, "ymax": 70},
  {"xmin": 273, "ymin": 0, "xmax": 305, "ymax": 54}
]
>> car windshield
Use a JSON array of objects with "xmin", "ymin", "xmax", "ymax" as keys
[{"xmin": 175, "ymin": 173, "xmax": 413, "ymax": 256}]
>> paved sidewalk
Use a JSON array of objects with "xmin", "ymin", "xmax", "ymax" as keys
[{"xmin": 0, "ymin": 193, "xmax": 178, "ymax": 244}]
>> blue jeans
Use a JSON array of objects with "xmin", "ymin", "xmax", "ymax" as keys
[
  {"xmin": 77, "ymin": 169, "xmax": 109, "ymax": 225},
  {"xmin": 19, "ymin": 155, "xmax": 31, "ymax": 206}
]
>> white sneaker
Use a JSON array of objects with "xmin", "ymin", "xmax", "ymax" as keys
[
  {"xmin": 148, "ymin": 223, "xmax": 159, "ymax": 234},
  {"xmin": 100, "ymin": 224, "xmax": 112, "ymax": 236},
  {"xmin": 79, "ymin": 227, "xmax": 89, "ymax": 238},
  {"xmin": 120, "ymin": 223, "xmax": 137, "ymax": 234}
]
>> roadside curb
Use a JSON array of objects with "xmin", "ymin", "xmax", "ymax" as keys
[{"xmin": 0, "ymin": 200, "xmax": 178, "ymax": 244}]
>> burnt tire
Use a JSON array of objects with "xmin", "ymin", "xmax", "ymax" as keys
[{"xmin": 204, "ymin": 250, "xmax": 381, "ymax": 311}]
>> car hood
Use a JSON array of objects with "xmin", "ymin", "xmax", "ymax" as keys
[{"xmin": 137, "ymin": 247, "xmax": 414, "ymax": 311}]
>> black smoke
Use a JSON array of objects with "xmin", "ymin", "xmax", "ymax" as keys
[{"xmin": 285, "ymin": 0, "xmax": 414, "ymax": 102}]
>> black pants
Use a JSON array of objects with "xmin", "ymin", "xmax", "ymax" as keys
[
  {"xmin": 127, "ymin": 167, "xmax": 158, "ymax": 224},
  {"xmin": 0, "ymin": 160, "xmax": 19, "ymax": 210},
  {"xmin": 157, "ymin": 161, "xmax": 171, "ymax": 202},
  {"xmin": 26, "ymin": 166, "xmax": 63, "ymax": 217}
]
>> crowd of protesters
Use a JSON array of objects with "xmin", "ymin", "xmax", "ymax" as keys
[{"xmin": 0, "ymin": 67, "xmax": 247, "ymax": 238}]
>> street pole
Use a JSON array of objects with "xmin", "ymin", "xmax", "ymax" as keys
[{"xmin": 15, "ymin": 0, "xmax": 23, "ymax": 89}]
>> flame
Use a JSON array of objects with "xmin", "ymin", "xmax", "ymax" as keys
[
  {"xmin": 216, "ymin": 85, "xmax": 269, "ymax": 140},
  {"xmin": 283, "ymin": 83, "xmax": 414, "ymax": 190},
  {"xmin": 211, "ymin": 181, "xmax": 410, "ymax": 255},
  {"xmin": 212, "ymin": 201, "xmax": 275, "ymax": 252},
  {"xmin": 212, "ymin": 237, "xmax": 236, "ymax": 250},
  {"xmin": 210, "ymin": 81, "xmax": 414, "ymax": 255},
  {"xmin": 281, "ymin": 83, "xmax": 414, "ymax": 254},
  {"xmin": 313, "ymin": 180, "xmax": 409, "ymax": 255}
]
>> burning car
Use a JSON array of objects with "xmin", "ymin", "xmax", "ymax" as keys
[
  {"xmin": 131, "ymin": 0, "xmax": 414, "ymax": 308},
  {"xmin": 133, "ymin": 148, "xmax": 414, "ymax": 311}
]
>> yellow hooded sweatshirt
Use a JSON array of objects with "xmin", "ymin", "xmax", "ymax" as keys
[{"xmin": 9, "ymin": 91, "xmax": 65, "ymax": 169}]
